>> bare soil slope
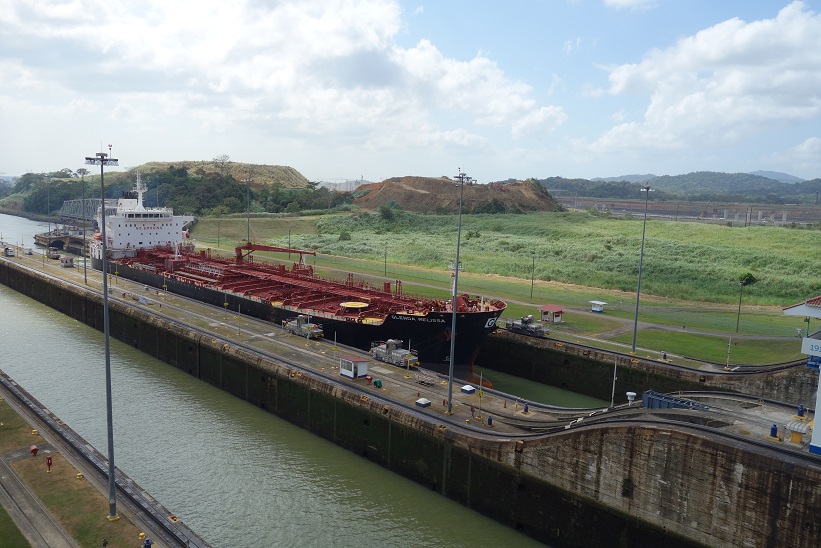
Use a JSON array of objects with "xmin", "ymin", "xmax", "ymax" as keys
[{"xmin": 353, "ymin": 176, "xmax": 558, "ymax": 213}]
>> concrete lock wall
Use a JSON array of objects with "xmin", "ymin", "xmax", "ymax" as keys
[
  {"xmin": 480, "ymin": 331, "xmax": 818, "ymax": 405},
  {"xmin": 2, "ymin": 259, "xmax": 818, "ymax": 547}
]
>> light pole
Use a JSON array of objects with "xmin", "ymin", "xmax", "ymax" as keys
[
  {"xmin": 631, "ymin": 185, "xmax": 652, "ymax": 353},
  {"xmin": 217, "ymin": 220, "xmax": 220, "ymax": 249},
  {"xmin": 530, "ymin": 253, "xmax": 535, "ymax": 300},
  {"xmin": 246, "ymin": 171, "xmax": 252, "ymax": 243},
  {"xmin": 448, "ymin": 168, "xmax": 472, "ymax": 414},
  {"xmin": 736, "ymin": 282, "xmax": 743, "ymax": 333},
  {"xmin": 46, "ymin": 177, "xmax": 51, "ymax": 251},
  {"xmin": 81, "ymin": 170, "xmax": 87, "ymax": 284},
  {"xmin": 610, "ymin": 352, "xmax": 618, "ymax": 407},
  {"xmin": 384, "ymin": 243, "xmax": 387, "ymax": 277},
  {"xmin": 84, "ymin": 149, "xmax": 120, "ymax": 522}
]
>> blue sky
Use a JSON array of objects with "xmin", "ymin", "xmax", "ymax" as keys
[{"xmin": 2, "ymin": 0, "xmax": 820, "ymax": 183}]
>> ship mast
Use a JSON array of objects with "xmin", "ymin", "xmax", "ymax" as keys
[{"xmin": 134, "ymin": 172, "xmax": 146, "ymax": 211}]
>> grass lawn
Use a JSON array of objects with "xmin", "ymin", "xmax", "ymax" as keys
[
  {"xmin": 13, "ymin": 456, "xmax": 141, "ymax": 547},
  {"xmin": 1, "ymin": 399, "xmax": 142, "ymax": 547},
  {"xmin": 0, "ymin": 505, "xmax": 28, "ymax": 548},
  {"xmin": 609, "ymin": 330, "xmax": 806, "ymax": 365},
  {"xmin": 188, "ymin": 212, "xmax": 815, "ymax": 364}
]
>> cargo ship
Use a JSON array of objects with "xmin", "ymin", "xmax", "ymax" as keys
[{"xmin": 90, "ymin": 177, "xmax": 506, "ymax": 379}]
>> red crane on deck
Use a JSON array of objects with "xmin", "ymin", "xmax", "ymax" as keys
[{"xmin": 234, "ymin": 243, "xmax": 316, "ymax": 267}]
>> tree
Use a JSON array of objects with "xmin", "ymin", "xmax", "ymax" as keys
[
  {"xmin": 379, "ymin": 203, "xmax": 395, "ymax": 221},
  {"xmin": 212, "ymin": 154, "xmax": 231, "ymax": 175},
  {"xmin": 735, "ymin": 273, "xmax": 758, "ymax": 333}
]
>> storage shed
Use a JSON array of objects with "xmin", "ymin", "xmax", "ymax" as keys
[
  {"xmin": 539, "ymin": 304, "xmax": 564, "ymax": 323},
  {"xmin": 339, "ymin": 356, "xmax": 369, "ymax": 379}
]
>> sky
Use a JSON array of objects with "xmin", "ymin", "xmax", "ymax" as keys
[{"xmin": 2, "ymin": 0, "xmax": 821, "ymax": 183}]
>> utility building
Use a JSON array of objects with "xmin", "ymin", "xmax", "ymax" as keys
[{"xmin": 783, "ymin": 295, "xmax": 821, "ymax": 455}]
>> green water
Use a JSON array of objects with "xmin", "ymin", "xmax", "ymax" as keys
[
  {"xmin": 2, "ymin": 213, "xmax": 557, "ymax": 547},
  {"xmin": 476, "ymin": 366, "xmax": 608, "ymax": 408}
]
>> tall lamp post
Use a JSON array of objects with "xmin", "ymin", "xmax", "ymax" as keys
[
  {"xmin": 447, "ymin": 169, "xmax": 472, "ymax": 414},
  {"xmin": 47, "ymin": 177, "xmax": 50, "ymax": 240},
  {"xmin": 79, "ymin": 169, "xmax": 88, "ymax": 284},
  {"xmin": 84, "ymin": 150, "xmax": 120, "ymax": 522},
  {"xmin": 246, "ymin": 171, "xmax": 252, "ymax": 243},
  {"xmin": 631, "ymin": 185, "xmax": 653, "ymax": 353},
  {"xmin": 530, "ymin": 253, "xmax": 535, "ymax": 300}
]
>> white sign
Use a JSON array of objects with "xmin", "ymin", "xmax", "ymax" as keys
[{"xmin": 801, "ymin": 337, "xmax": 821, "ymax": 357}]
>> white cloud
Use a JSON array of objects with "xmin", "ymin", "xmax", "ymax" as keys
[
  {"xmin": 563, "ymin": 37, "xmax": 583, "ymax": 54},
  {"xmin": 609, "ymin": 109, "xmax": 628, "ymax": 123},
  {"xmin": 592, "ymin": 1, "xmax": 821, "ymax": 154},
  {"xmin": 781, "ymin": 137, "xmax": 821, "ymax": 174},
  {"xmin": 0, "ymin": 0, "xmax": 554, "ymax": 167},
  {"xmin": 603, "ymin": 0, "xmax": 658, "ymax": 10},
  {"xmin": 512, "ymin": 106, "xmax": 567, "ymax": 139}
]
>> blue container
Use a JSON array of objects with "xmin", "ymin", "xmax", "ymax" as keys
[{"xmin": 770, "ymin": 424, "xmax": 778, "ymax": 438}]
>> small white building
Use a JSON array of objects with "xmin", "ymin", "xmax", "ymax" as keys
[
  {"xmin": 589, "ymin": 300, "xmax": 607, "ymax": 313},
  {"xmin": 539, "ymin": 304, "xmax": 564, "ymax": 323},
  {"xmin": 783, "ymin": 295, "xmax": 821, "ymax": 455},
  {"xmin": 339, "ymin": 355, "xmax": 369, "ymax": 379}
]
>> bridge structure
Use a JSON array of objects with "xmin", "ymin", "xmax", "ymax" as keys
[
  {"xmin": 58, "ymin": 198, "xmax": 116, "ymax": 226},
  {"xmin": 32, "ymin": 198, "xmax": 117, "ymax": 255}
]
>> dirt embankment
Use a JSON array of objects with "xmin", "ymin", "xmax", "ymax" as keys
[{"xmin": 353, "ymin": 176, "xmax": 558, "ymax": 214}]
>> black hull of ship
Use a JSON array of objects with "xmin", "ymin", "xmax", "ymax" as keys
[{"xmin": 92, "ymin": 257, "xmax": 500, "ymax": 380}]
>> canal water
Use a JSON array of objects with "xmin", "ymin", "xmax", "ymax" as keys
[{"xmin": 0, "ymin": 213, "xmax": 597, "ymax": 546}]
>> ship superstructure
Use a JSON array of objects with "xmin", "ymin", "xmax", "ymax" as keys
[{"xmin": 90, "ymin": 173, "xmax": 194, "ymax": 264}]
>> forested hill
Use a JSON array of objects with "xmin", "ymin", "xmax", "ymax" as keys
[
  {"xmin": 539, "ymin": 171, "xmax": 821, "ymax": 204},
  {"xmin": 0, "ymin": 160, "xmax": 320, "ymax": 217}
]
